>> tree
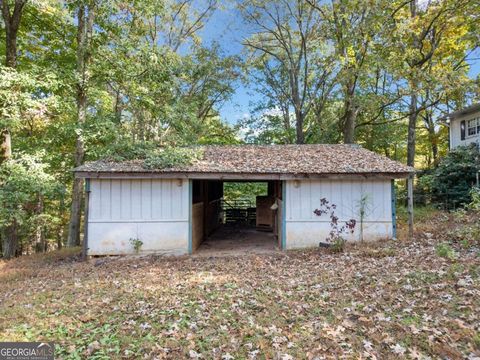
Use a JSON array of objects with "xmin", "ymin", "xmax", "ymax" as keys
[
  {"xmin": 0, "ymin": 0, "xmax": 26, "ymax": 163},
  {"xmin": 0, "ymin": 65, "xmax": 60, "ymax": 257},
  {"xmin": 67, "ymin": 2, "xmax": 95, "ymax": 247},
  {"xmin": 386, "ymin": 0, "xmax": 475, "ymax": 167},
  {"xmin": 307, "ymin": 0, "xmax": 384, "ymax": 144},
  {"xmin": 0, "ymin": 0, "xmax": 26, "ymax": 68},
  {"xmin": 0, "ymin": 154, "xmax": 60, "ymax": 257},
  {"xmin": 241, "ymin": 0, "xmax": 335, "ymax": 144}
]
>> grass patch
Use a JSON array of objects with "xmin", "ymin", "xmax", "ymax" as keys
[
  {"xmin": 436, "ymin": 243, "xmax": 457, "ymax": 259},
  {"xmin": 397, "ymin": 204, "xmax": 443, "ymax": 225}
]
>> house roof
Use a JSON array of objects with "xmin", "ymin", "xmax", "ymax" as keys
[
  {"xmin": 439, "ymin": 103, "xmax": 480, "ymax": 122},
  {"xmin": 74, "ymin": 144, "xmax": 414, "ymax": 179}
]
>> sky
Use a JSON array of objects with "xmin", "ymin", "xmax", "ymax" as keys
[
  {"xmin": 200, "ymin": 3, "xmax": 252, "ymax": 125},
  {"xmin": 200, "ymin": 4, "xmax": 480, "ymax": 126}
]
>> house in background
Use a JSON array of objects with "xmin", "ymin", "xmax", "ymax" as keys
[
  {"xmin": 443, "ymin": 103, "xmax": 480, "ymax": 150},
  {"xmin": 74, "ymin": 144, "xmax": 414, "ymax": 256}
]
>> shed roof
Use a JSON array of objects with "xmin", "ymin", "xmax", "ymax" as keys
[{"xmin": 74, "ymin": 144, "xmax": 414, "ymax": 179}]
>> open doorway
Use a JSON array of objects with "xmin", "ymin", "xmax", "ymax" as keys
[{"xmin": 191, "ymin": 179, "xmax": 282, "ymax": 255}]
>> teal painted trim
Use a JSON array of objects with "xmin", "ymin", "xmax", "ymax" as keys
[
  {"xmin": 281, "ymin": 181, "xmax": 286, "ymax": 250},
  {"xmin": 85, "ymin": 178, "xmax": 90, "ymax": 192},
  {"xmin": 188, "ymin": 180, "xmax": 193, "ymax": 254},
  {"xmin": 391, "ymin": 179, "xmax": 397, "ymax": 239}
]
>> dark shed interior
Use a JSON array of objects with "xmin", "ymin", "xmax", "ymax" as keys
[{"xmin": 191, "ymin": 180, "xmax": 282, "ymax": 253}]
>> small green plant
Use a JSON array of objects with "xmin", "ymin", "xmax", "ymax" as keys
[
  {"xmin": 473, "ymin": 333, "xmax": 480, "ymax": 350},
  {"xmin": 143, "ymin": 147, "xmax": 203, "ymax": 169},
  {"xmin": 435, "ymin": 242, "xmax": 456, "ymax": 259},
  {"xmin": 330, "ymin": 237, "xmax": 346, "ymax": 253},
  {"xmin": 469, "ymin": 187, "xmax": 480, "ymax": 211},
  {"xmin": 129, "ymin": 238, "xmax": 143, "ymax": 254},
  {"xmin": 357, "ymin": 193, "xmax": 371, "ymax": 242}
]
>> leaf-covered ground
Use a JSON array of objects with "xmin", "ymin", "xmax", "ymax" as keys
[{"xmin": 1, "ymin": 211, "xmax": 479, "ymax": 359}]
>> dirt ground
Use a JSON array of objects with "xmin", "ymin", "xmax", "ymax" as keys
[
  {"xmin": 195, "ymin": 226, "xmax": 278, "ymax": 257},
  {"xmin": 0, "ymin": 210, "xmax": 479, "ymax": 359}
]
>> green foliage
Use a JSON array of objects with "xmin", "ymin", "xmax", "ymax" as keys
[
  {"xmin": 143, "ymin": 147, "xmax": 204, "ymax": 169},
  {"xmin": 223, "ymin": 182, "xmax": 268, "ymax": 204},
  {"xmin": 468, "ymin": 188, "xmax": 480, "ymax": 211},
  {"xmin": 129, "ymin": 238, "xmax": 143, "ymax": 254},
  {"xmin": 0, "ymin": 155, "xmax": 58, "ymax": 224},
  {"xmin": 357, "ymin": 193, "xmax": 371, "ymax": 241},
  {"xmin": 330, "ymin": 237, "xmax": 346, "ymax": 254},
  {"xmin": 435, "ymin": 243, "xmax": 456, "ymax": 259},
  {"xmin": 0, "ymin": 66, "xmax": 59, "ymax": 129},
  {"xmin": 418, "ymin": 144, "xmax": 480, "ymax": 208},
  {"xmin": 102, "ymin": 141, "xmax": 158, "ymax": 162},
  {"xmin": 397, "ymin": 205, "xmax": 443, "ymax": 225},
  {"xmin": 0, "ymin": 154, "xmax": 62, "ymax": 252}
]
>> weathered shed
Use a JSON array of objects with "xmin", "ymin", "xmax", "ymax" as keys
[{"xmin": 74, "ymin": 144, "xmax": 413, "ymax": 255}]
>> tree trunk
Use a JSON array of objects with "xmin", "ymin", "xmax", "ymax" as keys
[
  {"xmin": 295, "ymin": 110, "xmax": 304, "ymax": 144},
  {"xmin": 34, "ymin": 196, "xmax": 45, "ymax": 253},
  {"xmin": 342, "ymin": 78, "xmax": 358, "ymax": 144},
  {"xmin": 5, "ymin": 28, "xmax": 17, "ymax": 68},
  {"xmin": 1, "ymin": 1, "xmax": 26, "ymax": 259},
  {"xmin": 407, "ymin": 93, "xmax": 417, "ymax": 167},
  {"xmin": 67, "ymin": 178, "xmax": 83, "ymax": 247},
  {"xmin": 2, "ymin": 219, "xmax": 18, "ymax": 259},
  {"xmin": 67, "ymin": 4, "xmax": 94, "ymax": 247},
  {"xmin": 1, "ymin": 0, "xmax": 27, "ymax": 68},
  {"xmin": 0, "ymin": 0, "xmax": 23, "ymax": 160},
  {"xmin": 426, "ymin": 114, "xmax": 438, "ymax": 165},
  {"xmin": 57, "ymin": 193, "xmax": 65, "ymax": 249},
  {"xmin": 342, "ymin": 97, "xmax": 356, "ymax": 144},
  {"xmin": 0, "ymin": 129, "xmax": 12, "ymax": 163}
]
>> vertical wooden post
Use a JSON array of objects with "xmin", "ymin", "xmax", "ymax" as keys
[
  {"xmin": 202, "ymin": 180, "xmax": 208, "ymax": 239},
  {"xmin": 391, "ymin": 179, "xmax": 397, "ymax": 239},
  {"xmin": 407, "ymin": 175, "xmax": 414, "ymax": 239},
  {"xmin": 82, "ymin": 178, "xmax": 90, "ymax": 260}
]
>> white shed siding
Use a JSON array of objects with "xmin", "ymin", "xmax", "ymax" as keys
[
  {"xmin": 88, "ymin": 179, "xmax": 189, "ymax": 255},
  {"xmin": 284, "ymin": 179, "xmax": 393, "ymax": 249},
  {"xmin": 450, "ymin": 111, "xmax": 480, "ymax": 149}
]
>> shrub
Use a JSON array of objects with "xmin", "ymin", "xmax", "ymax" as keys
[
  {"xmin": 330, "ymin": 237, "xmax": 346, "ymax": 253},
  {"xmin": 129, "ymin": 238, "xmax": 143, "ymax": 254},
  {"xmin": 419, "ymin": 144, "xmax": 480, "ymax": 209},
  {"xmin": 103, "ymin": 141, "xmax": 157, "ymax": 162},
  {"xmin": 469, "ymin": 188, "xmax": 480, "ymax": 211},
  {"xmin": 435, "ymin": 243, "xmax": 456, "ymax": 259}
]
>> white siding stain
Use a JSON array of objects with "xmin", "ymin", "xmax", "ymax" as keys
[
  {"xmin": 285, "ymin": 179, "xmax": 393, "ymax": 249},
  {"xmin": 88, "ymin": 179, "xmax": 189, "ymax": 255}
]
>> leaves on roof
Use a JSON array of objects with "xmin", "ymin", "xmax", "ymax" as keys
[
  {"xmin": 143, "ymin": 147, "xmax": 204, "ymax": 170},
  {"xmin": 75, "ymin": 144, "xmax": 414, "ymax": 175}
]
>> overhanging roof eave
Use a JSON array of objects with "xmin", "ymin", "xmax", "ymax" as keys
[{"xmin": 74, "ymin": 170, "xmax": 413, "ymax": 180}]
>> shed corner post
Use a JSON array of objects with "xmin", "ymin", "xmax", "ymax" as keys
[
  {"xmin": 82, "ymin": 178, "xmax": 91, "ymax": 261},
  {"xmin": 188, "ymin": 179, "xmax": 193, "ymax": 255},
  {"xmin": 281, "ymin": 180, "xmax": 286, "ymax": 250},
  {"xmin": 407, "ymin": 175, "xmax": 414, "ymax": 239},
  {"xmin": 391, "ymin": 179, "xmax": 397, "ymax": 240}
]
